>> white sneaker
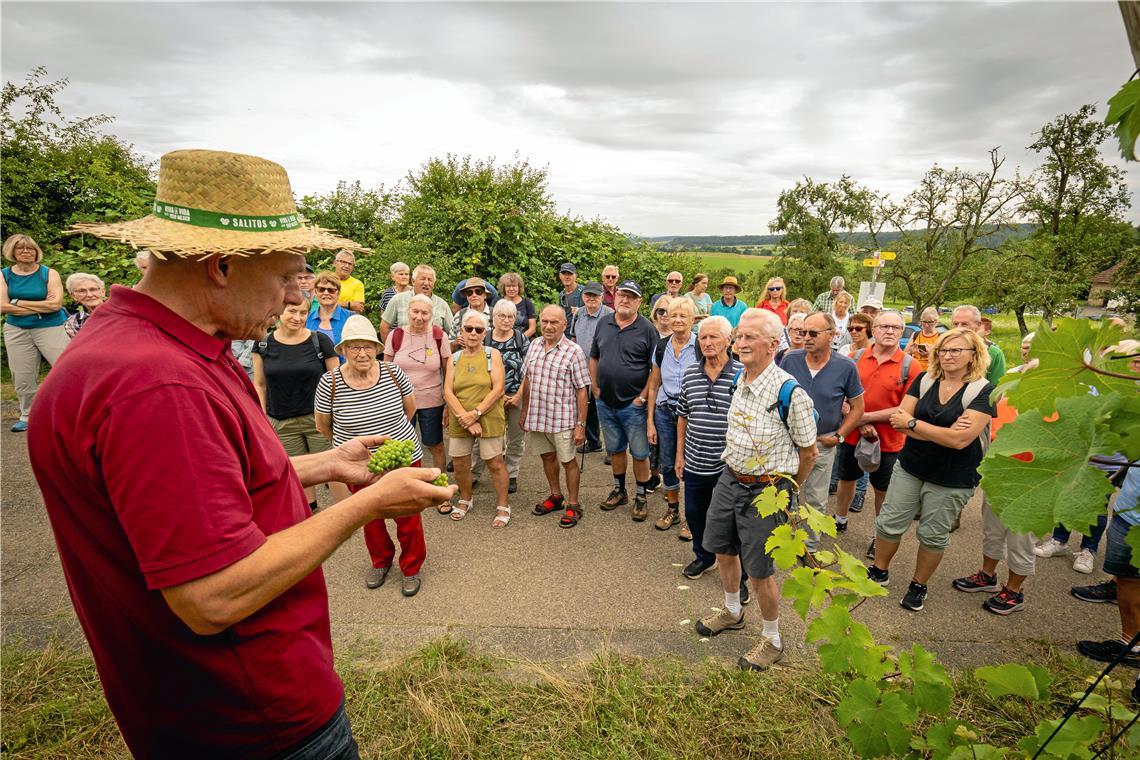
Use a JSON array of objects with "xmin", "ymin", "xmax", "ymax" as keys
[
  {"xmin": 1073, "ymin": 549, "xmax": 1095, "ymax": 574},
  {"xmin": 1034, "ymin": 538, "xmax": 1068, "ymax": 558}
]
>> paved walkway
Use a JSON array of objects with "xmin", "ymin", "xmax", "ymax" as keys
[{"xmin": 0, "ymin": 400, "xmax": 1118, "ymax": 670}]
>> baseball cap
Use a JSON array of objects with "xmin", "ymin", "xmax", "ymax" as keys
[
  {"xmin": 582, "ymin": 281, "xmax": 604, "ymax": 295},
  {"xmin": 861, "ymin": 297, "xmax": 884, "ymax": 311},
  {"xmin": 559, "ymin": 262, "xmax": 577, "ymax": 274},
  {"xmin": 616, "ymin": 279, "xmax": 643, "ymax": 298}
]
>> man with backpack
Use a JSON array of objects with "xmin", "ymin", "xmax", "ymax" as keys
[
  {"xmin": 779, "ymin": 311, "xmax": 864, "ymax": 557},
  {"xmin": 694, "ymin": 308, "xmax": 817, "ymax": 670},
  {"xmin": 833, "ymin": 310, "xmax": 915, "ymax": 559}
]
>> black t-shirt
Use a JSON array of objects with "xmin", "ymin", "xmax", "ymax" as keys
[
  {"xmin": 512, "ymin": 297, "xmax": 536, "ymax": 333},
  {"xmin": 898, "ymin": 373, "xmax": 996, "ymax": 489},
  {"xmin": 590, "ymin": 314, "xmax": 658, "ymax": 407},
  {"xmin": 253, "ymin": 331, "xmax": 336, "ymax": 420}
]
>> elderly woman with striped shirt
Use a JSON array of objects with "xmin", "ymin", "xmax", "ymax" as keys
[{"xmin": 314, "ymin": 315, "xmax": 426, "ymax": 598}]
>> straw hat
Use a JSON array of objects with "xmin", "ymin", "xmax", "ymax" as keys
[
  {"xmin": 334, "ymin": 315, "xmax": 383, "ymax": 355},
  {"xmin": 69, "ymin": 149, "xmax": 369, "ymax": 259}
]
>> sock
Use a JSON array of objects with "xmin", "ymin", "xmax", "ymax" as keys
[
  {"xmin": 835, "ymin": 515, "xmax": 848, "ymax": 525},
  {"xmin": 762, "ymin": 617, "xmax": 781, "ymax": 648},
  {"xmin": 308, "ymin": 501, "xmax": 318, "ymax": 513},
  {"xmin": 614, "ymin": 473, "xmax": 627, "ymax": 491},
  {"xmin": 724, "ymin": 591, "xmax": 742, "ymax": 617},
  {"xmin": 667, "ymin": 501, "xmax": 680, "ymax": 511},
  {"xmin": 636, "ymin": 480, "xmax": 650, "ymax": 497}
]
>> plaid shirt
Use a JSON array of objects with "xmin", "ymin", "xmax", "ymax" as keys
[
  {"xmin": 812, "ymin": 290, "xmax": 843, "ymax": 313},
  {"xmin": 724, "ymin": 361, "xmax": 818, "ymax": 475},
  {"xmin": 521, "ymin": 336, "xmax": 590, "ymax": 432}
]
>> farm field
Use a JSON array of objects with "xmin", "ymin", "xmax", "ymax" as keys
[{"xmin": 688, "ymin": 250, "xmax": 774, "ymax": 274}]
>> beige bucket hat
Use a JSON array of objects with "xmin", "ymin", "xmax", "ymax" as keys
[
  {"xmin": 69, "ymin": 149, "xmax": 369, "ymax": 259},
  {"xmin": 335, "ymin": 315, "xmax": 383, "ymax": 355}
]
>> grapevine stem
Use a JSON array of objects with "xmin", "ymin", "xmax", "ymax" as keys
[{"xmin": 1080, "ymin": 359, "xmax": 1140, "ymax": 381}]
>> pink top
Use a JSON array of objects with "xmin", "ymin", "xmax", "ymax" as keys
[{"xmin": 388, "ymin": 327, "xmax": 452, "ymax": 408}]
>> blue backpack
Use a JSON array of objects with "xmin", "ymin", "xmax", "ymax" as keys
[{"xmin": 731, "ymin": 370, "xmax": 819, "ymax": 431}]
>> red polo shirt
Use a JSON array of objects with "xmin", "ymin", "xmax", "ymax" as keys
[
  {"xmin": 758, "ymin": 299, "xmax": 789, "ymax": 325},
  {"xmin": 28, "ymin": 286, "xmax": 342, "ymax": 759},
  {"xmin": 843, "ymin": 346, "xmax": 917, "ymax": 452}
]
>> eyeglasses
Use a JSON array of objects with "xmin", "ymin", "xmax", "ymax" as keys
[
  {"xmin": 920, "ymin": 320, "xmax": 938, "ymax": 325},
  {"xmin": 315, "ymin": 286, "xmax": 339, "ymax": 294},
  {"xmin": 937, "ymin": 347, "xmax": 975, "ymax": 357},
  {"xmin": 463, "ymin": 325, "xmax": 486, "ymax": 334},
  {"xmin": 789, "ymin": 328, "xmax": 806, "ymax": 336},
  {"xmin": 345, "ymin": 345, "xmax": 375, "ymax": 354},
  {"xmin": 666, "ymin": 279, "xmax": 682, "ymax": 284},
  {"xmin": 876, "ymin": 324, "xmax": 903, "ymax": 332},
  {"xmin": 768, "ymin": 286, "xmax": 783, "ymax": 292},
  {"xmin": 804, "ymin": 329, "xmax": 832, "ymax": 338}
]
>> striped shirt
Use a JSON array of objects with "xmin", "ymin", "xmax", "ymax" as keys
[
  {"xmin": 521, "ymin": 336, "xmax": 590, "ymax": 432},
  {"xmin": 313, "ymin": 363, "xmax": 422, "ymax": 460},
  {"xmin": 676, "ymin": 357, "xmax": 743, "ymax": 476},
  {"xmin": 724, "ymin": 361, "xmax": 817, "ymax": 475}
]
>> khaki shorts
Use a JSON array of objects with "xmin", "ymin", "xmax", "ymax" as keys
[
  {"xmin": 529, "ymin": 429, "xmax": 576, "ymax": 463},
  {"xmin": 270, "ymin": 414, "xmax": 332, "ymax": 457},
  {"xmin": 448, "ymin": 434, "xmax": 505, "ymax": 460}
]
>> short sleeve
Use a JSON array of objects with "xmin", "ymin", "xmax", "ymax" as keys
[
  {"xmin": 313, "ymin": 372, "xmax": 333, "ymax": 414},
  {"xmin": 590, "ymin": 326, "xmax": 602, "ymax": 359},
  {"xmin": 316, "ymin": 332, "xmax": 336, "ymax": 359},
  {"xmin": 380, "ymin": 296, "xmax": 398, "ymax": 326},
  {"xmin": 439, "ymin": 333, "xmax": 453, "ymax": 360},
  {"xmin": 676, "ymin": 378, "xmax": 690, "ymax": 418},
  {"xmin": 570, "ymin": 345, "xmax": 590, "ymax": 388},
  {"xmin": 906, "ymin": 372, "xmax": 927, "ymax": 399},
  {"xmin": 844, "ymin": 361, "xmax": 864, "ymax": 400},
  {"xmin": 97, "ymin": 386, "xmax": 268, "ymax": 589},
  {"xmin": 524, "ymin": 298, "xmax": 536, "ymax": 320},
  {"xmin": 391, "ymin": 364, "xmax": 415, "ymax": 398},
  {"xmin": 786, "ymin": 388, "xmax": 819, "ymax": 448},
  {"xmin": 967, "ymin": 382, "xmax": 997, "ymax": 417}
]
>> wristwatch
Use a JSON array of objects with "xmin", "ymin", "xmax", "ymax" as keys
[
  {"xmin": 575, "ymin": 421, "xmax": 585, "ymax": 428},
  {"xmin": 906, "ymin": 418, "xmax": 917, "ymax": 431},
  {"xmin": 474, "ymin": 408, "xmax": 483, "ymax": 419},
  {"xmin": 637, "ymin": 396, "xmax": 647, "ymax": 404},
  {"xmin": 833, "ymin": 433, "xmax": 843, "ymax": 444}
]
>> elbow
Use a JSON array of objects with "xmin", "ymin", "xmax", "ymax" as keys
[{"xmin": 165, "ymin": 593, "xmax": 237, "ymax": 636}]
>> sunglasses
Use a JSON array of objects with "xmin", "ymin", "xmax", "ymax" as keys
[
  {"xmin": 463, "ymin": 325, "xmax": 486, "ymax": 334},
  {"xmin": 315, "ymin": 286, "xmax": 339, "ymax": 294},
  {"xmin": 654, "ymin": 309, "xmax": 668, "ymax": 317},
  {"xmin": 804, "ymin": 329, "xmax": 831, "ymax": 338},
  {"xmin": 768, "ymin": 286, "xmax": 783, "ymax": 292},
  {"xmin": 666, "ymin": 279, "xmax": 682, "ymax": 284},
  {"xmin": 848, "ymin": 326, "xmax": 866, "ymax": 333},
  {"xmin": 464, "ymin": 290, "xmax": 485, "ymax": 297},
  {"xmin": 604, "ymin": 275, "xmax": 618, "ymax": 279}
]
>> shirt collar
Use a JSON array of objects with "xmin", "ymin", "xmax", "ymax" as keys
[{"xmin": 103, "ymin": 285, "xmax": 229, "ymax": 361}]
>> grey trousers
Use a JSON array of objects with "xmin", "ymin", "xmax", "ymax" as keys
[
  {"xmin": 3, "ymin": 322, "xmax": 70, "ymax": 421},
  {"xmin": 980, "ymin": 492, "xmax": 1036, "ymax": 576}
]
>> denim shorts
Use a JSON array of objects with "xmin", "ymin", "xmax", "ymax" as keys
[
  {"xmin": 273, "ymin": 698, "xmax": 359, "ymax": 760},
  {"xmin": 596, "ymin": 398, "xmax": 651, "ymax": 460},
  {"xmin": 412, "ymin": 405, "xmax": 444, "ymax": 448},
  {"xmin": 1103, "ymin": 514, "xmax": 1140, "ymax": 580}
]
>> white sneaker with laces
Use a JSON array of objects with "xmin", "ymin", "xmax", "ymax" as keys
[
  {"xmin": 1034, "ymin": 538, "xmax": 1068, "ymax": 558},
  {"xmin": 1073, "ymin": 548, "xmax": 1095, "ymax": 574}
]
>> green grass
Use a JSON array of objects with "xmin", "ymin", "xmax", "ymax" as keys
[
  {"xmin": 689, "ymin": 251, "xmax": 774, "ymax": 276},
  {"xmin": 1, "ymin": 637, "xmax": 1109, "ymax": 759}
]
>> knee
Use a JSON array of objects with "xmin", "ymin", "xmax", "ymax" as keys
[{"xmin": 916, "ymin": 523, "xmax": 950, "ymax": 552}]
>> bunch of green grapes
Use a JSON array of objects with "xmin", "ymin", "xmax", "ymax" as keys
[
  {"xmin": 367, "ymin": 439, "xmax": 417, "ymax": 474},
  {"xmin": 431, "ymin": 472, "xmax": 450, "ymax": 487}
]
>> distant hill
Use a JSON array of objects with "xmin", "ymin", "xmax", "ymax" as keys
[{"xmin": 638, "ymin": 224, "xmax": 1037, "ymax": 251}]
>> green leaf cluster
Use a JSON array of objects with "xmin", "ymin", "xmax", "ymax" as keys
[{"xmin": 1105, "ymin": 79, "xmax": 1140, "ymax": 161}]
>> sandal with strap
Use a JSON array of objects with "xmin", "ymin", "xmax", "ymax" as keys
[
  {"xmin": 492, "ymin": 505, "xmax": 511, "ymax": 529},
  {"xmin": 560, "ymin": 505, "xmax": 583, "ymax": 529},
  {"xmin": 533, "ymin": 493, "xmax": 565, "ymax": 516},
  {"xmin": 450, "ymin": 499, "xmax": 473, "ymax": 521},
  {"xmin": 437, "ymin": 501, "xmax": 454, "ymax": 515}
]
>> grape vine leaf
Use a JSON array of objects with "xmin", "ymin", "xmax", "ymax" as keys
[
  {"xmin": 948, "ymin": 746, "xmax": 1008, "ymax": 760},
  {"xmin": 998, "ymin": 318, "xmax": 1131, "ymax": 415},
  {"xmin": 1106, "ymin": 79, "xmax": 1140, "ymax": 161},
  {"xmin": 1017, "ymin": 715, "xmax": 1104, "ymax": 759},
  {"xmin": 1109, "ymin": 393, "xmax": 1140, "ymax": 461},
  {"xmin": 797, "ymin": 501, "xmax": 837, "ymax": 538},
  {"xmin": 806, "ymin": 605, "xmax": 891, "ymax": 677},
  {"xmin": 836, "ymin": 679, "xmax": 916, "ymax": 758},
  {"xmin": 765, "ymin": 523, "xmax": 807, "ymax": 570},
  {"xmin": 924, "ymin": 720, "xmax": 974, "ymax": 760},
  {"xmin": 832, "ymin": 547, "xmax": 890, "ymax": 600},
  {"xmin": 1126, "ymin": 525, "xmax": 1140, "ymax": 562},
  {"xmin": 781, "ymin": 567, "xmax": 838, "ymax": 619},
  {"xmin": 753, "ymin": 484, "xmax": 789, "ymax": 518},
  {"xmin": 899, "ymin": 644, "xmax": 952, "ymax": 714},
  {"xmin": 980, "ymin": 394, "xmax": 1120, "ymax": 537},
  {"xmin": 974, "ymin": 663, "xmax": 1041, "ymax": 701}
]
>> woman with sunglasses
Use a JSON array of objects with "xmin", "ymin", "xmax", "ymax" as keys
[
  {"xmin": 841, "ymin": 312, "xmax": 873, "ymax": 358},
  {"xmin": 652, "ymin": 295, "xmax": 674, "ymax": 338},
  {"xmin": 683, "ymin": 273, "xmax": 712, "ymax": 324},
  {"xmin": 443, "ymin": 310, "xmax": 510, "ymax": 526},
  {"xmin": 868, "ymin": 328, "xmax": 995, "ymax": 613},
  {"xmin": 756, "ymin": 276, "xmax": 790, "ymax": 324},
  {"xmin": 305, "ymin": 271, "xmax": 353, "ymax": 358}
]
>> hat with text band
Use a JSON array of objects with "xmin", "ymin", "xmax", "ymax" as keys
[
  {"xmin": 334, "ymin": 314, "xmax": 384, "ymax": 355},
  {"xmin": 719, "ymin": 276, "xmax": 740, "ymax": 290},
  {"xmin": 68, "ymin": 149, "xmax": 369, "ymax": 259},
  {"xmin": 616, "ymin": 279, "xmax": 643, "ymax": 298}
]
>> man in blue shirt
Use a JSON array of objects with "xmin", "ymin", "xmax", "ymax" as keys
[
  {"xmin": 780, "ymin": 311, "xmax": 864, "ymax": 553},
  {"xmin": 710, "ymin": 276, "xmax": 747, "ymax": 328}
]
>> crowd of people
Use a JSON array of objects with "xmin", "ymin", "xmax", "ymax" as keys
[{"xmin": 6, "ymin": 147, "xmax": 1137, "ymax": 757}]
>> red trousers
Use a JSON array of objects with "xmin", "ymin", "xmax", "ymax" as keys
[{"xmin": 350, "ymin": 460, "xmax": 427, "ymax": 575}]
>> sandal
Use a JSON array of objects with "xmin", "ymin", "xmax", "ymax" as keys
[
  {"xmin": 437, "ymin": 502, "xmax": 454, "ymax": 515},
  {"xmin": 450, "ymin": 499, "xmax": 472, "ymax": 521},
  {"xmin": 533, "ymin": 493, "xmax": 565, "ymax": 516},
  {"xmin": 492, "ymin": 505, "xmax": 511, "ymax": 529},
  {"xmin": 560, "ymin": 505, "xmax": 582, "ymax": 529}
]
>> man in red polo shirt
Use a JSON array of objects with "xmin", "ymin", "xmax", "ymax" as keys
[
  {"xmin": 28, "ymin": 149, "xmax": 453, "ymax": 759},
  {"xmin": 832, "ymin": 309, "xmax": 916, "ymax": 560}
]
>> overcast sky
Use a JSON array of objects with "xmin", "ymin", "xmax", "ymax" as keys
[{"xmin": 2, "ymin": 1, "xmax": 1135, "ymax": 235}]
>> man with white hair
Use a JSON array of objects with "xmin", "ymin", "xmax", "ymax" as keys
[
  {"xmin": 133, "ymin": 250, "xmax": 151, "ymax": 276},
  {"xmin": 600, "ymin": 264, "xmax": 620, "ymax": 309},
  {"xmin": 951, "ymin": 304, "xmax": 1005, "ymax": 384},
  {"xmin": 380, "ymin": 261, "xmax": 412, "ymax": 312},
  {"xmin": 333, "ymin": 249, "xmax": 365, "ymax": 314},
  {"xmin": 694, "ymin": 308, "xmax": 817, "ymax": 670},
  {"xmin": 649, "ymin": 271, "xmax": 684, "ymax": 311},
  {"xmin": 813, "ymin": 276, "xmax": 847, "ymax": 313},
  {"xmin": 380, "ymin": 264, "xmax": 455, "ymax": 342}
]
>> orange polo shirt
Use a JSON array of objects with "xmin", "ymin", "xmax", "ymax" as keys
[{"xmin": 843, "ymin": 347, "xmax": 917, "ymax": 452}]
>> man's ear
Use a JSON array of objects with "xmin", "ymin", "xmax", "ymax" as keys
[{"xmin": 205, "ymin": 255, "xmax": 231, "ymax": 285}]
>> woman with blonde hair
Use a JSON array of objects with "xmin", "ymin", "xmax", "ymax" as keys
[
  {"xmin": 906, "ymin": 307, "xmax": 942, "ymax": 371},
  {"xmin": 0, "ymin": 234, "xmax": 70, "ymax": 432},
  {"xmin": 831, "ymin": 291, "xmax": 853, "ymax": 350},
  {"xmin": 652, "ymin": 295, "xmax": 674, "ymax": 338},
  {"xmin": 498, "ymin": 272, "xmax": 537, "ymax": 338},
  {"xmin": 305, "ymin": 270, "xmax": 353, "ymax": 352},
  {"xmin": 756, "ymin": 276, "xmax": 789, "ymax": 324},
  {"xmin": 868, "ymin": 328, "xmax": 995, "ymax": 613}
]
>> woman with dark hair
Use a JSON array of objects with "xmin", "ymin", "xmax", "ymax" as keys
[
  {"xmin": 683, "ymin": 273, "xmax": 712, "ymax": 324},
  {"xmin": 305, "ymin": 270, "xmax": 353, "ymax": 352}
]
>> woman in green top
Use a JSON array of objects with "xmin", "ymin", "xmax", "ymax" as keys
[
  {"xmin": 684, "ymin": 273, "xmax": 712, "ymax": 324},
  {"xmin": 442, "ymin": 310, "xmax": 510, "ymax": 526},
  {"xmin": 0, "ymin": 235, "xmax": 70, "ymax": 432}
]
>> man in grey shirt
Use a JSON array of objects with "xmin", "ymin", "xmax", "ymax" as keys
[{"xmin": 572, "ymin": 281, "xmax": 612, "ymax": 453}]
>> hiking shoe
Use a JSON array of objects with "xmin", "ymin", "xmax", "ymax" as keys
[
  {"xmin": 682, "ymin": 558, "xmax": 717, "ymax": 579},
  {"xmin": 10, "ymin": 420, "xmax": 28, "ymax": 433},
  {"xmin": 645, "ymin": 473, "xmax": 661, "ymax": 493},
  {"xmin": 952, "ymin": 570, "xmax": 998, "ymax": 593},
  {"xmin": 1077, "ymin": 639, "xmax": 1140, "ymax": 668},
  {"xmin": 983, "ymin": 586, "xmax": 1024, "ymax": 615},
  {"xmin": 739, "ymin": 582, "xmax": 751, "ymax": 606},
  {"xmin": 1034, "ymin": 538, "xmax": 1068, "ymax": 558},
  {"xmin": 508, "ymin": 477, "xmax": 518, "ymax": 494},
  {"xmin": 1073, "ymin": 548, "xmax": 1096, "ymax": 574},
  {"xmin": 696, "ymin": 608, "xmax": 745, "ymax": 637},
  {"xmin": 365, "ymin": 566, "xmax": 390, "ymax": 589},
  {"xmin": 865, "ymin": 538, "xmax": 876, "ymax": 560},
  {"xmin": 849, "ymin": 491, "xmax": 865, "ymax": 513},
  {"xmin": 678, "ymin": 521, "xmax": 692, "ymax": 542},
  {"xmin": 655, "ymin": 506, "xmax": 680, "ymax": 530},
  {"xmin": 632, "ymin": 495, "xmax": 649, "ymax": 521},
  {"xmin": 900, "ymin": 581, "xmax": 928, "ymax": 612},
  {"xmin": 600, "ymin": 488, "xmax": 627, "ymax": 510},
  {"xmin": 738, "ymin": 637, "xmax": 783, "ymax": 670},
  {"xmin": 867, "ymin": 565, "xmax": 889, "ymax": 586},
  {"xmin": 835, "ymin": 519, "xmax": 848, "ymax": 533},
  {"xmin": 576, "ymin": 444, "xmax": 602, "ymax": 454},
  {"xmin": 401, "ymin": 575, "xmax": 421, "ymax": 597},
  {"xmin": 1071, "ymin": 579, "xmax": 1117, "ymax": 604}
]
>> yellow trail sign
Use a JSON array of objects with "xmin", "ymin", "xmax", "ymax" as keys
[
  {"xmin": 879, "ymin": 251, "xmax": 897, "ymax": 260},
  {"xmin": 862, "ymin": 258, "xmax": 883, "ymax": 267}
]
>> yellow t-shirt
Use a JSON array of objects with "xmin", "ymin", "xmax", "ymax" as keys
[
  {"xmin": 908, "ymin": 330, "xmax": 940, "ymax": 371},
  {"xmin": 338, "ymin": 276, "xmax": 365, "ymax": 308}
]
